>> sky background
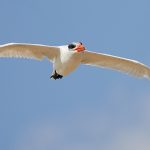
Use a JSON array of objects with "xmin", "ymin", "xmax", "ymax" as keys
[{"xmin": 0, "ymin": 0, "xmax": 150, "ymax": 150}]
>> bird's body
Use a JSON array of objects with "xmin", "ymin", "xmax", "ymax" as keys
[
  {"xmin": 53, "ymin": 45, "xmax": 82, "ymax": 76},
  {"xmin": 0, "ymin": 42, "xmax": 150, "ymax": 80}
]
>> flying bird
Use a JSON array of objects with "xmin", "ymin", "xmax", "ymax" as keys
[{"xmin": 0, "ymin": 42, "xmax": 150, "ymax": 80}]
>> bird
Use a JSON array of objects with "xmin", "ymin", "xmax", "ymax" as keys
[{"xmin": 0, "ymin": 42, "xmax": 150, "ymax": 80}]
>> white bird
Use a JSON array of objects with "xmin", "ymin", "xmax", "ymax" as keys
[{"xmin": 0, "ymin": 42, "xmax": 150, "ymax": 80}]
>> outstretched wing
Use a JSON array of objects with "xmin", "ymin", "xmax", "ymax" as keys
[
  {"xmin": 0, "ymin": 43, "xmax": 60, "ymax": 61},
  {"xmin": 82, "ymin": 51, "xmax": 150, "ymax": 79}
]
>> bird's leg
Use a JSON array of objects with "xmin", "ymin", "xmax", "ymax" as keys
[
  {"xmin": 50, "ymin": 70, "xmax": 58, "ymax": 80},
  {"xmin": 50, "ymin": 70, "xmax": 63, "ymax": 80}
]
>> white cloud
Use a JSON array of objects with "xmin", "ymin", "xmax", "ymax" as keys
[
  {"xmin": 106, "ymin": 129, "xmax": 150, "ymax": 150},
  {"xmin": 15, "ymin": 86, "xmax": 150, "ymax": 150}
]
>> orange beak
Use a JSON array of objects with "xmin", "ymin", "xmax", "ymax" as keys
[{"xmin": 74, "ymin": 43, "xmax": 86, "ymax": 52}]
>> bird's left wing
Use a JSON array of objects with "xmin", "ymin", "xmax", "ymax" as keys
[
  {"xmin": 0, "ymin": 43, "xmax": 60, "ymax": 61},
  {"xmin": 81, "ymin": 51, "xmax": 150, "ymax": 79}
]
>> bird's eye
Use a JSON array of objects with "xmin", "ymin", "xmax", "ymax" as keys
[{"xmin": 68, "ymin": 44, "xmax": 76, "ymax": 49}]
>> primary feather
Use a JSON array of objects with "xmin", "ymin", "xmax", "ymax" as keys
[
  {"xmin": 82, "ymin": 51, "xmax": 150, "ymax": 79},
  {"xmin": 0, "ymin": 43, "xmax": 59, "ymax": 61}
]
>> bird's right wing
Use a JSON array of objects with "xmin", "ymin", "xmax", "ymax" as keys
[
  {"xmin": 81, "ymin": 51, "xmax": 150, "ymax": 79},
  {"xmin": 0, "ymin": 43, "xmax": 60, "ymax": 61}
]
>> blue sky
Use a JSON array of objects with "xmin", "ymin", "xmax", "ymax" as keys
[{"xmin": 0, "ymin": 0, "xmax": 150, "ymax": 150}]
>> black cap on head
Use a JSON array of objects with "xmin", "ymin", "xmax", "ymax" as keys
[{"xmin": 68, "ymin": 43, "xmax": 76, "ymax": 49}]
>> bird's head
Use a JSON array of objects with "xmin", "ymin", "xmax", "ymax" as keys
[{"xmin": 68, "ymin": 42, "xmax": 86, "ymax": 52}]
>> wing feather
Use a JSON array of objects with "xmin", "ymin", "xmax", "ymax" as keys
[
  {"xmin": 82, "ymin": 51, "xmax": 150, "ymax": 79},
  {"xmin": 0, "ymin": 43, "xmax": 60, "ymax": 61}
]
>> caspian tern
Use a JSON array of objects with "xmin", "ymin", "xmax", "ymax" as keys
[{"xmin": 0, "ymin": 42, "xmax": 150, "ymax": 80}]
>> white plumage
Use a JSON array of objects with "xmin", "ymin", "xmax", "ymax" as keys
[
  {"xmin": 82, "ymin": 51, "xmax": 150, "ymax": 79},
  {"xmin": 0, "ymin": 42, "xmax": 149, "ymax": 80}
]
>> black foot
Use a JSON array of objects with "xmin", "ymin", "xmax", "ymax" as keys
[{"xmin": 50, "ymin": 71, "xmax": 63, "ymax": 80}]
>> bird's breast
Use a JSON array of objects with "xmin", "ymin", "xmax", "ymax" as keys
[{"xmin": 54, "ymin": 51, "xmax": 83, "ymax": 76}]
